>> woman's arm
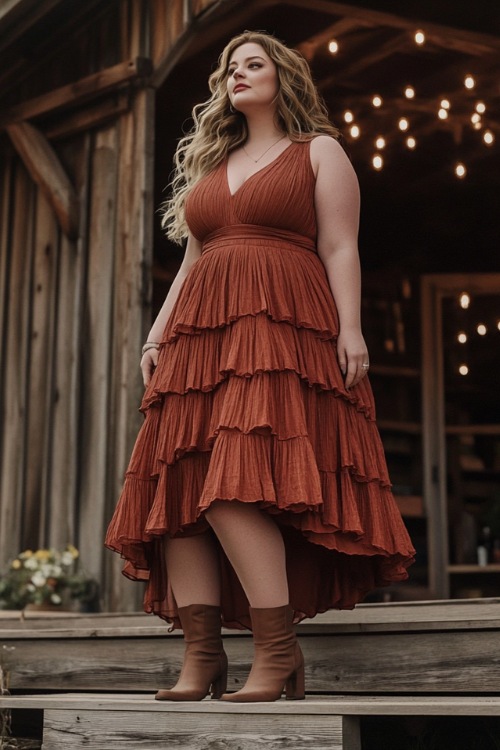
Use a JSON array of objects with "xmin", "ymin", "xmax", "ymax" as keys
[
  {"xmin": 141, "ymin": 232, "xmax": 202, "ymax": 386},
  {"xmin": 310, "ymin": 135, "xmax": 369, "ymax": 389}
]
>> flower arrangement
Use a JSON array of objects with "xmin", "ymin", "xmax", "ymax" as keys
[{"xmin": 0, "ymin": 545, "xmax": 97, "ymax": 611}]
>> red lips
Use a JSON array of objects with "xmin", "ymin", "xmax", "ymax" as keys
[{"xmin": 233, "ymin": 84, "xmax": 250, "ymax": 93}]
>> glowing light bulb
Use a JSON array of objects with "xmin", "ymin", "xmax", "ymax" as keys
[
  {"xmin": 459, "ymin": 292, "xmax": 470, "ymax": 309},
  {"xmin": 455, "ymin": 162, "xmax": 467, "ymax": 178},
  {"xmin": 457, "ymin": 332, "xmax": 467, "ymax": 344},
  {"xmin": 398, "ymin": 118, "xmax": 409, "ymax": 131},
  {"xmin": 350, "ymin": 124, "xmax": 360, "ymax": 138},
  {"xmin": 372, "ymin": 95, "xmax": 383, "ymax": 108},
  {"xmin": 438, "ymin": 108, "xmax": 449, "ymax": 119},
  {"xmin": 497, "ymin": 320, "xmax": 500, "ymax": 331},
  {"xmin": 344, "ymin": 110, "xmax": 354, "ymax": 123},
  {"xmin": 328, "ymin": 40, "xmax": 339, "ymax": 54},
  {"xmin": 440, "ymin": 99, "xmax": 450, "ymax": 109},
  {"xmin": 483, "ymin": 130, "xmax": 494, "ymax": 145},
  {"xmin": 406, "ymin": 136, "xmax": 416, "ymax": 149},
  {"xmin": 414, "ymin": 30, "xmax": 425, "ymax": 45},
  {"xmin": 464, "ymin": 75, "xmax": 475, "ymax": 89},
  {"xmin": 475, "ymin": 101, "xmax": 486, "ymax": 114},
  {"xmin": 459, "ymin": 364, "xmax": 469, "ymax": 376},
  {"xmin": 477, "ymin": 324, "xmax": 487, "ymax": 336},
  {"xmin": 375, "ymin": 136, "xmax": 386, "ymax": 149},
  {"xmin": 405, "ymin": 86, "xmax": 415, "ymax": 99},
  {"xmin": 372, "ymin": 154, "xmax": 383, "ymax": 170},
  {"xmin": 471, "ymin": 113, "xmax": 481, "ymax": 124}
]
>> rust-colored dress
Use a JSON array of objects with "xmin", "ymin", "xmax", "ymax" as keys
[{"xmin": 105, "ymin": 140, "xmax": 415, "ymax": 629}]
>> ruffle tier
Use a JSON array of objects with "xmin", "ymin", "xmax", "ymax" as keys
[{"xmin": 105, "ymin": 239, "xmax": 415, "ymax": 629}]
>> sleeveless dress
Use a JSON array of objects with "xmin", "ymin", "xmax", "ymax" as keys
[{"xmin": 105, "ymin": 140, "xmax": 415, "ymax": 630}]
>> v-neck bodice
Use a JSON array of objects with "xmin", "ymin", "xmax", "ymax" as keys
[
  {"xmin": 185, "ymin": 140, "xmax": 317, "ymax": 246},
  {"xmin": 225, "ymin": 141, "xmax": 296, "ymax": 198}
]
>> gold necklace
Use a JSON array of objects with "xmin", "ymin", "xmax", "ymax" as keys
[{"xmin": 242, "ymin": 134, "xmax": 287, "ymax": 163}]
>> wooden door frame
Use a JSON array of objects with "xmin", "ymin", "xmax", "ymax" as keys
[{"xmin": 421, "ymin": 273, "xmax": 500, "ymax": 599}]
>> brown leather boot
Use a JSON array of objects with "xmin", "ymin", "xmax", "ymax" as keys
[
  {"xmin": 155, "ymin": 604, "xmax": 228, "ymax": 701},
  {"xmin": 220, "ymin": 604, "xmax": 305, "ymax": 702}
]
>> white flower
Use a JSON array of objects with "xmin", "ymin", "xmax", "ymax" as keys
[
  {"xmin": 50, "ymin": 594, "xmax": 62, "ymax": 605},
  {"xmin": 24, "ymin": 557, "xmax": 38, "ymax": 570},
  {"xmin": 61, "ymin": 552, "xmax": 74, "ymax": 567},
  {"xmin": 31, "ymin": 571, "xmax": 47, "ymax": 587},
  {"xmin": 26, "ymin": 584, "xmax": 36, "ymax": 592},
  {"xmin": 42, "ymin": 564, "xmax": 62, "ymax": 578}
]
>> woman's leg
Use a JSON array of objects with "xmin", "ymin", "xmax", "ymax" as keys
[
  {"xmin": 205, "ymin": 501, "xmax": 303, "ymax": 702},
  {"xmin": 156, "ymin": 530, "xmax": 226, "ymax": 701},
  {"xmin": 205, "ymin": 501, "xmax": 289, "ymax": 608},
  {"xmin": 164, "ymin": 531, "xmax": 221, "ymax": 607}
]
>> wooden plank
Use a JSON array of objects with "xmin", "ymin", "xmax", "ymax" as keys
[
  {"xmin": 2, "ymin": 598, "xmax": 500, "ymax": 635},
  {"xmin": 0, "ymin": 58, "xmax": 152, "ymax": 127},
  {"xmin": 77, "ymin": 125, "xmax": 118, "ymax": 585},
  {"xmin": 103, "ymin": 86, "xmax": 155, "ymax": 613},
  {"xmin": 6, "ymin": 121, "xmax": 79, "ymax": 238},
  {"xmin": 23, "ymin": 187, "xmax": 59, "ymax": 547},
  {"xmin": 42, "ymin": 708, "xmax": 344, "ymax": 750},
  {"xmin": 5, "ymin": 692, "xmax": 500, "ymax": 715},
  {"xmin": 3, "ymin": 628, "xmax": 500, "ymax": 693},
  {"xmin": 47, "ymin": 135, "xmax": 91, "ymax": 550},
  {"xmin": 0, "ymin": 160, "xmax": 35, "ymax": 568},
  {"xmin": 45, "ymin": 93, "xmax": 131, "ymax": 140}
]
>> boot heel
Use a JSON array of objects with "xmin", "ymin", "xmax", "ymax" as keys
[
  {"xmin": 285, "ymin": 657, "xmax": 305, "ymax": 700},
  {"xmin": 210, "ymin": 663, "xmax": 228, "ymax": 700}
]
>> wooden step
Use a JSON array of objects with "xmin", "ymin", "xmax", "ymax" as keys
[
  {"xmin": 1, "ymin": 599, "xmax": 500, "ymax": 694},
  {"xmin": 3, "ymin": 693, "xmax": 500, "ymax": 750}
]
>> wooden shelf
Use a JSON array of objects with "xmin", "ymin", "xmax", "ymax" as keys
[
  {"xmin": 378, "ymin": 420, "xmax": 422, "ymax": 434},
  {"xmin": 395, "ymin": 495, "xmax": 425, "ymax": 518},
  {"xmin": 369, "ymin": 364, "xmax": 420, "ymax": 378},
  {"xmin": 446, "ymin": 424, "xmax": 500, "ymax": 435},
  {"xmin": 448, "ymin": 564, "xmax": 500, "ymax": 574}
]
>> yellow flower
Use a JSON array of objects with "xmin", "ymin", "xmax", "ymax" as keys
[
  {"xmin": 11, "ymin": 559, "xmax": 22, "ymax": 569},
  {"xmin": 20, "ymin": 550, "xmax": 33, "ymax": 558},
  {"xmin": 66, "ymin": 544, "xmax": 79, "ymax": 559},
  {"xmin": 34, "ymin": 549, "xmax": 51, "ymax": 561}
]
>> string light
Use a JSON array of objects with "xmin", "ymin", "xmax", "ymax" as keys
[
  {"xmin": 406, "ymin": 137, "xmax": 416, "ymax": 149},
  {"xmin": 375, "ymin": 136, "xmax": 386, "ymax": 149},
  {"xmin": 464, "ymin": 75, "xmax": 475, "ymax": 89},
  {"xmin": 398, "ymin": 117, "xmax": 409, "ymax": 131},
  {"xmin": 471, "ymin": 113, "xmax": 481, "ymax": 124},
  {"xmin": 455, "ymin": 162, "xmax": 467, "ymax": 178},
  {"xmin": 350, "ymin": 124, "xmax": 360, "ymax": 138},
  {"xmin": 440, "ymin": 99, "xmax": 450, "ymax": 109},
  {"xmin": 483, "ymin": 130, "xmax": 494, "ymax": 145},
  {"xmin": 477, "ymin": 324, "xmax": 487, "ymax": 336},
  {"xmin": 497, "ymin": 320, "xmax": 500, "ymax": 331},
  {"xmin": 328, "ymin": 40, "xmax": 339, "ymax": 54},
  {"xmin": 475, "ymin": 101, "xmax": 486, "ymax": 113},
  {"xmin": 372, "ymin": 154, "xmax": 383, "ymax": 170},
  {"xmin": 414, "ymin": 30, "xmax": 425, "ymax": 45},
  {"xmin": 344, "ymin": 110, "xmax": 354, "ymax": 123},
  {"xmin": 459, "ymin": 364, "xmax": 469, "ymax": 376},
  {"xmin": 372, "ymin": 95, "xmax": 383, "ymax": 107},
  {"xmin": 459, "ymin": 292, "xmax": 470, "ymax": 309},
  {"xmin": 438, "ymin": 108, "xmax": 449, "ymax": 119},
  {"xmin": 457, "ymin": 332, "xmax": 467, "ymax": 344},
  {"xmin": 405, "ymin": 86, "xmax": 415, "ymax": 99}
]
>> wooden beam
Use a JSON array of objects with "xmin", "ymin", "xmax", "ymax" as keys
[
  {"xmin": 6, "ymin": 121, "xmax": 79, "ymax": 239},
  {"xmin": 0, "ymin": 58, "xmax": 152, "ymax": 127},
  {"xmin": 285, "ymin": 0, "xmax": 500, "ymax": 54},
  {"xmin": 44, "ymin": 92, "xmax": 131, "ymax": 140},
  {"xmin": 297, "ymin": 17, "xmax": 364, "ymax": 61}
]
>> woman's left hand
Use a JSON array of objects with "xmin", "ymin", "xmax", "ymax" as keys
[{"xmin": 336, "ymin": 328, "xmax": 370, "ymax": 389}]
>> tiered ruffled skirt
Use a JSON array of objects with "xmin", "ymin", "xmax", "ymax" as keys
[{"xmin": 105, "ymin": 230, "xmax": 415, "ymax": 629}]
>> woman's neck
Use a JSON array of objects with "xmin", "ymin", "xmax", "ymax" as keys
[{"xmin": 244, "ymin": 112, "xmax": 284, "ymax": 145}]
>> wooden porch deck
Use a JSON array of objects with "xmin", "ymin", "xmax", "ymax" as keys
[{"xmin": 1, "ymin": 598, "xmax": 499, "ymax": 748}]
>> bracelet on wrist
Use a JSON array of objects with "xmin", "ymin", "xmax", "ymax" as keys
[{"xmin": 142, "ymin": 341, "xmax": 160, "ymax": 355}]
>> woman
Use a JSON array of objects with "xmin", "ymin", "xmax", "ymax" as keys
[{"xmin": 105, "ymin": 30, "xmax": 415, "ymax": 703}]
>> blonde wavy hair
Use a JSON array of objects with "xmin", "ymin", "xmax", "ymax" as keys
[{"xmin": 162, "ymin": 30, "xmax": 341, "ymax": 243}]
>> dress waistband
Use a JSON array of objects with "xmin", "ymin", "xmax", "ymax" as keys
[{"xmin": 202, "ymin": 224, "xmax": 317, "ymax": 255}]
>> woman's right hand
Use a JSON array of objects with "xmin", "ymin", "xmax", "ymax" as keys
[{"xmin": 140, "ymin": 347, "xmax": 159, "ymax": 387}]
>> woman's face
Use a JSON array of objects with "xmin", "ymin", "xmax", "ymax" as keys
[{"xmin": 226, "ymin": 42, "xmax": 279, "ymax": 113}]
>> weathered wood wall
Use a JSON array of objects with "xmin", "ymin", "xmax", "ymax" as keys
[{"xmin": 0, "ymin": 0, "xmax": 221, "ymax": 612}]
